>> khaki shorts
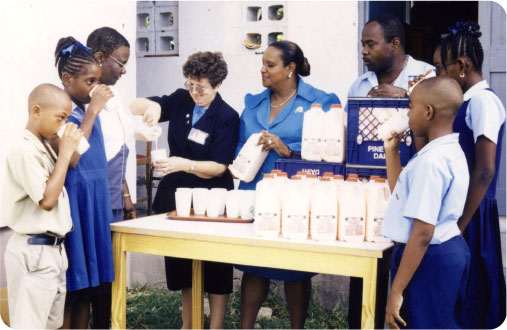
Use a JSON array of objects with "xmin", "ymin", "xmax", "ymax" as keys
[{"xmin": 4, "ymin": 233, "xmax": 68, "ymax": 329}]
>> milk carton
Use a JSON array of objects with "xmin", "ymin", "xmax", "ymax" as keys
[
  {"xmin": 365, "ymin": 178, "xmax": 392, "ymax": 242},
  {"xmin": 229, "ymin": 133, "xmax": 268, "ymax": 182},
  {"xmin": 337, "ymin": 178, "xmax": 366, "ymax": 242},
  {"xmin": 282, "ymin": 177, "xmax": 310, "ymax": 240},
  {"xmin": 311, "ymin": 177, "xmax": 338, "ymax": 242},
  {"xmin": 323, "ymin": 104, "xmax": 346, "ymax": 163},
  {"xmin": 254, "ymin": 174, "xmax": 281, "ymax": 238},
  {"xmin": 301, "ymin": 104, "xmax": 325, "ymax": 161}
]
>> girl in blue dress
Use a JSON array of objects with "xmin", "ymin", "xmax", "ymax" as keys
[
  {"xmin": 236, "ymin": 40, "xmax": 340, "ymax": 328},
  {"xmin": 53, "ymin": 36, "xmax": 115, "ymax": 329},
  {"xmin": 434, "ymin": 21, "xmax": 506, "ymax": 329}
]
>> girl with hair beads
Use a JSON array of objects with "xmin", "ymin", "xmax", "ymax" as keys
[
  {"xmin": 434, "ymin": 21, "xmax": 506, "ymax": 329},
  {"xmin": 53, "ymin": 36, "xmax": 115, "ymax": 329}
]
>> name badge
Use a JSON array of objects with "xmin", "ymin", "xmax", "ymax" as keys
[{"xmin": 188, "ymin": 127, "xmax": 209, "ymax": 145}]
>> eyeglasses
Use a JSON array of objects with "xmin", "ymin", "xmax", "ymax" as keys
[
  {"xmin": 108, "ymin": 54, "xmax": 127, "ymax": 69},
  {"xmin": 184, "ymin": 81, "xmax": 212, "ymax": 94}
]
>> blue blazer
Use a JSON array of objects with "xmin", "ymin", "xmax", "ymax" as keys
[{"xmin": 237, "ymin": 79, "xmax": 340, "ymax": 190}]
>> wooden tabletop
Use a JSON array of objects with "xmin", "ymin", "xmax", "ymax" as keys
[{"xmin": 111, "ymin": 214, "xmax": 393, "ymax": 258}]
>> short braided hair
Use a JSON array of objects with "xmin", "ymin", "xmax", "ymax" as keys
[
  {"xmin": 55, "ymin": 36, "xmax": 98, "ymax": 79},
  {"xmin": 440, "ymin": 21, "xmax": 484, "ymax": 74}
]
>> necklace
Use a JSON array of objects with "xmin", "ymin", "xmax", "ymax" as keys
[{"xmin": 270, "ymin": 89, "xmax": 297, "ymax": 108}]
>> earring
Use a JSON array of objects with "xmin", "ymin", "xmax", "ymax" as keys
[
  {"xmin": 288, "ymin": 72, "xmax": 293, "ymax": 78},
  {"xmin": 99, "ymin": 63, "xmax": 103, "ymax": 67},
  {"xmin": 459, "ymin": 72, "xmax": 465, "ymax": 78}
]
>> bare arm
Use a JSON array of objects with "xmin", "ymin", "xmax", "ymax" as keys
[
  {"xmin": 457, "ymin": 136, "xmax": 497, "ymax": 233},
  {"xmin": 129, "ymin": 98, "xmax": 161, "ymax": 125},
  {"xmin": 153, "ymin": 157, "xmax": 227, "ymax": 179},
  {"xmin": 385, "ymin": 219, "xmax": 435, "ymax": 329},
  {"xmin": 40, "ymin": 124, "xmax": 82, "ymax": 210},
  {"xmin": 123, "ymin": 181, "xmax": 136, "ymax": 220},
  {"xmin": 69, "ymin": 85, "xmax": 112, "ymax": 168},
  {"xmin": 384, "ymin": 133, "xmax": 403, "ymax": 192}
]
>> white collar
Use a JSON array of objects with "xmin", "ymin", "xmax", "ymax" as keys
[
  {"xmin": 364, "ymin": 55, "xmax": 413, "ymax": 86},
  {"xmin": 463, "ymin": 80, "xmax": 489, "ymax": 101}
]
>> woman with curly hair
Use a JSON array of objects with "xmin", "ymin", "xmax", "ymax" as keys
[{"xmin": 130, "ymin": 51, "xmax": 239, "ymax": 329}]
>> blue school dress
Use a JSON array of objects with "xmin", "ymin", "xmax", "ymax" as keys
[
  {"xmin": 236, "ymin": 79, "xmax": 340, "ymax": 281},
  {"xmin": 64, "ymin": 105, "xmax": 115, "ymax": 292},
  {"xmin": 453, "ymin": 85, "xmax": 506, "ymax": 329}
]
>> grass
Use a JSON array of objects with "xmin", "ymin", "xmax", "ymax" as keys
[{"xmin": 125, "ymin": 285, "xmax": 348, "ymax": 329}]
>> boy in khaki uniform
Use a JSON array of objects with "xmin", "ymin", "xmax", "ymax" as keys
[{"xmin": 2, "ymin": 84, "xmax": 82, "ymax": 329}]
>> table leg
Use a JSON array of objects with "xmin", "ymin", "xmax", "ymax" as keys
[
  {"xmin": 361, "ymin": 257, "xmax": 378, "ymax": 329},
  {"xmin": 192, "ymin": 260, "xmax": 204, "ymax": 329},
  {"xmin": 111, "ymin": 232, "xmax": 127, "ymax": 329}
]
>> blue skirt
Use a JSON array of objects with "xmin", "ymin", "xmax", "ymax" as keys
[
  {"xmin": 462, "ymin": 198, "xmax": 506, "ymax": 329},
  {"xmin": 65, "ymin": 169, "xmax": 115, "ymax": 292},
  {"xmin": 390, "ymin": 235, "xmax": 470, "ymax": 329}
]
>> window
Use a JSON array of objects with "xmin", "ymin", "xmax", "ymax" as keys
[
  {"xmin": 242, "ymin": 2, "xmax": 287, "ymax": 50},
  {"xmin": 136, "ymin": 1, "xmax": 179, "ymax": 57}
]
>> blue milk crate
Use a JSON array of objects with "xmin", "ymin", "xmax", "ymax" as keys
[
  {"xmin": 275, "ymin": 159, "xmax": 346, "ymax": 178},
  {"xmin": 346, "ymin": 97, "xmax": 416, "ymax": 175}
]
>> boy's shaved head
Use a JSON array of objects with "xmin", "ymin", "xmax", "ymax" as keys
[
  {"xmin": 28, "ymin": 83, "xmax": 71, "ymax": 111},
  {"xmin": 413, "ymin": 77, "xmax": 463, "ymax": 118}
]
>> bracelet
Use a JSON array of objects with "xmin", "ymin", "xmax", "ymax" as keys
[
  {"xmin": 124, "ymin": 194, "xmax": 131, "ymax": 197},
  {"xmin": 189, "ymin": 161, "xmax": 196, "ymax": 173}
]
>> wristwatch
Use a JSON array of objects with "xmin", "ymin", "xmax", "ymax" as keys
[{"xmin": 288, "ymin": 148, "xmax": 298, "ymax": 159}]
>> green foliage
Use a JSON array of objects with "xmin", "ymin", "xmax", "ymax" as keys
[{"xmin": 125, "ymin": 285, "xmax": 349, "ymax": 329}]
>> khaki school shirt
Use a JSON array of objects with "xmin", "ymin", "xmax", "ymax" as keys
[{"xmin": 1, "ymin": 129, "xmax": 72, "ymax": 237}]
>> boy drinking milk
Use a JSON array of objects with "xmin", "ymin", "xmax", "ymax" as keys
[
  {"xmin": 381, "ymin": 77, "xmax": 471, "ymax": 329},
  {"xmin": 2, "ymin": 84, "xmax": 82, "ymax": 329}
]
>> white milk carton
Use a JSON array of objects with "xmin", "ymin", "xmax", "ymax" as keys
[
  {"xmin": 323, "ymin": 104, "xmax": 346, "ymax": 163},
  {"xmin": 337, "ymin": 178, "xmax": 366, "ymax": 242},
  {"xmin": 282, "ymin": 177, "xmax": 310, "ymax": 240},
  {"xmin": 301, "ymin": 104, "xmax": 325, "ymax": 161},
  {"xmin": 254, "ymin": 174, "xmax": 281, "ymax": 238},
  {"xmin": 365, "ymin": 178, "xmax": 392, "ymax": 243},
  {"xmin": 229, "ymin": 133, "xmax": 268, "ymax": 182},
  {"xmin": 311, "ymin": 177, "xmax": 338, "ymax": 242}
]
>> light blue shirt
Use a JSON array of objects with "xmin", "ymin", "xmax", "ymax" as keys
[
  {"xmin": 380, "ymin": 133, "xmax": 469, "ymax": 244},
  {"xmin": 237, "ymin": 78, "xmax": 340, "ymax": 190},
  {"xmin": 463, "ymin": 80, "xmax": 505, "ymax": 144},
  {"xmin": 192, "ymin": 104, "xmax": 207, "ymax": 126},
  {"xmin": 345, "ymin": 55, "xmax": 434, "ymax": 112}
]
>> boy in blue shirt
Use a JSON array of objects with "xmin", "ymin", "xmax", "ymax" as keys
[{"xmin": 381, "ymin": 77, "xmax": 471, "ymax": 329}]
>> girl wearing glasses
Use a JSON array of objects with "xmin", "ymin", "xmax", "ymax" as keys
[{"xmin": 130, "ymin": 51, "xmax": 239, "ymax": 329}]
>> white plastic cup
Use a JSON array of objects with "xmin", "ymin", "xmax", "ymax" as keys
[
  {"xmin": 151, "ymin": 148, "xmax": 168, "ymax": 177},
  {"xmin": 57, "ymin": 124, "xmax": 90, "ymax": 155},
  {"xmin": 240, "ymin": 190, "xmax": 256, "ymax": 220},
  {"xmin": 90, "ymin": 85, "xmax": 119, "ymax": 111},
  {"xmin": 208, "ymin": 188, "xmax": 227, "ymax": 217},
  {"xmin": 192, "ymin": 188, "xmax": 209, "ymax": 216},
  {"xmin": 175, "ymin": 188, "xmax": 192, "ymax": 217},
  {"xmin": 225, "ymin": 190, "xmax": 241, "ymax": 218}
]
